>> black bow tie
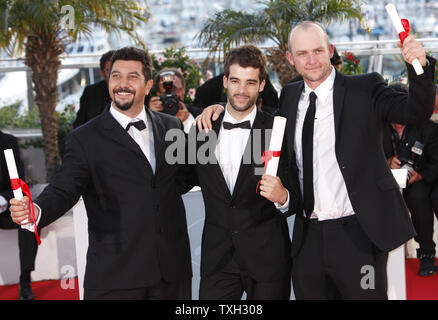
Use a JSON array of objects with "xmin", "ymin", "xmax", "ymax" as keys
[
  {"xmin": 126, "ymin": 120, "xmax": 146, "ymax": 131},
  {"xmin": 222, "ymin": 120, "xmax": 251, "ymax": 130}
]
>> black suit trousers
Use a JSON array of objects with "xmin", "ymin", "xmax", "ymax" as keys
[
  {"xmin": 405, "ymin": 181, "xmax": 438, "ymax": 256},
  {"xmin": 84, "ymin": 278, "xmax": 191, "ymax": 300},
  {"xmin": 199, "ymin": 252, "xmax": 291, "ymax": 300},
  {"xmin": 291, "ymin": 215, "xmax": 388, "ymax": 300},
  {"xmin": 0, "ymin": 213, "xmax": 39, "ymax": 272}
]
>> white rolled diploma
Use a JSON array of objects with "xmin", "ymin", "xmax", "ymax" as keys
[
  {"xmin": 265, "ymin": 116, "xmax": 287, "ymax": 176},
  {"xmin": 385, "ymin": 3, "xmax": 424, "ymax": 75},
  {"xmin": 4, "ymin": 149, "xmax": 30, "ymax": 225},
  {"xmin": 391, "ymin": 168, "xmax": 408, "ymax": 189}
]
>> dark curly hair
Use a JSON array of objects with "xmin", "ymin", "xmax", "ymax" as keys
[
  {"xmin": 109, "ymin": 47, "xmax": 153, "ymax": 82},
  {"xmin": 223, "ymin": 45, "xmax": 267, "ymax": 83}
]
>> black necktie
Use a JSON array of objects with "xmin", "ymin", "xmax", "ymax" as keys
[
  {"xmin": 222, "ymin": 120, "xmax": 251, "ymax": 130},
  {"xmin": 302, "ymin": 91, "xmax": 317, "ymax": 217},
  {"xmin": 126, "ymin": 120, "xmax": 146, "ymax": 131}
]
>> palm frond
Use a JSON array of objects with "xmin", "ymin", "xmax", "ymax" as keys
[
  {"xmin": 196, "ymin": 9, "xmax": 274, "ymax": 59},
  {"xmin": 0, "ymin": 0, "xmax": 150, "ymax": 55}
]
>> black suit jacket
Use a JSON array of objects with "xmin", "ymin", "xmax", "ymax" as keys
[
  {"xmin": 36, "ymin": 108, "xmax": 193, "ymax": 291},
  {"xmin": 190, "ymin": 109, "xmax": 298, "ymax": 281},
  {"xmin": 279, "ymin": 60, "xmax": 436, "ymax": 256},
  {"xmin": 0, "ymin": 131, "xmax": 25, "ymax": 229},
  {"xmin": 73, "ymin": 80, "xmax": 111, "ymax": 128},
  {"xmin": 382, "ymin": 120, "xmax": 438, "ymax": 184}
]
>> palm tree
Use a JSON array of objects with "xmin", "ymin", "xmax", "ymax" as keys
[
  {"xmin": 0, "ymin": 0, "xmax": 149, "ymax": 180},
  {"xmin": 196, "ymin": 0, "xmax": 368, "ymax": 86}
]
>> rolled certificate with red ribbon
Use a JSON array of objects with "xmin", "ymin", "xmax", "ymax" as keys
[
  {"xmin": 256, "ymin": 116, "xmax": 287, "ymax": 193},
  {"xmin": 264, "ymin": 116, "xmax": 287, "ymax": 176},
  {"xmin": 3, "ymin": 149, "xmax": 41, "ymax": 245},
  {"xmin": 385, "ymin": 3, "xmax": 424, "ymax": 75}
]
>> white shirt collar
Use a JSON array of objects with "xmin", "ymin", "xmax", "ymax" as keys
[
  {"xmin": 109, "ymin": 103, "xmax": 148, "ymax": 130},
  {"xmin": 303, "ymin": 66, "xmax": 336, "ymax": 103},
  {"xmin": 223, "ymin": 104, "xmax": 257, "ymax": 127}
]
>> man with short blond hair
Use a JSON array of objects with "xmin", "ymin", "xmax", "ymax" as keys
[
  {"xmin": 281, "ymin": 21, "xmax": 435, "ymax": 299},
  {"xmin": 197, "ymin": 21, "xmax": 436, "ymax": 300}
]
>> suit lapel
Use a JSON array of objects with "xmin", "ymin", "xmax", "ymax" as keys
[
  {"xmin": 333, "ymin": 70, "xmax": 346, "ymax": 139},
  {"xmin": 146, "ymin": 108, "xmax": 165, "ymax": 174},
  {"xmin": 100, "ymin": 108, "xmax": 154, "ymax": 174},
  {"xmin": 286, "ymin": 82, "xmax": 304, "ymax": 162},
  {"xmin": 209, "ymin": 113, "xmax": 233, "ymax": 199}
]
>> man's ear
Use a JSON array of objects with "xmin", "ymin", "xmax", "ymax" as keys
[
  {"xmin": 145, "ymin": 79, "xmax": 153, "ymax": 95},
  {"xmin": 259, "ymin": 79, "xmax": 266, "ymax": 93},
  {"xmin": 329, "ymin": 44, "xmax": 335, "ymax": 59},
  {"xmin": 223, "ymin": 75, "xmax": 228, "ymax": 89},
  {"xmin": 286, "ymin": 50, "xmax": 295, "ymax": 67}
]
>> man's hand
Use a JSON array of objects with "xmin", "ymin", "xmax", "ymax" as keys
[
  {"xmin": 408, "ymin": 170, "xmax": 423, "ymax": 185},
  {"xmin": 149, "ymin": 96, "xmax": 164, "ymax": 112},
  {"xmin": 388, "ymin": 155, "xmax": 401, "ymax": 169},
  {"xmin": 9, "ymin": 196, "xmax": 39, "ymax": 226},
  {"xmin": 176, "ymin": 101, "xmax": 190, "ymax": 122},
  {"xmin": 397, "ymin": 35, "xmax": 427, "ymax": 67},
  {"xmin": 259, "ymin": 174, "xmax": 288, "ymax": 205},
  {"xmin": 195, "ymin": 104, "xmax": 225, "ymax": 132}
]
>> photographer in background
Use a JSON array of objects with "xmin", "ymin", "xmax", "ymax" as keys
[
  {"xmin": 148, "ymin": 68, "xmax": 201, "ymax": 133},
  {"xmin": 383, "ymin": 82, "xmax": 438, "ymax": 276}
]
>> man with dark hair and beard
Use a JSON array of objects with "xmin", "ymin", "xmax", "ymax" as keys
[
  {"xmin": 9, "ymin": 47, "xmax": 193, "ymax": 300},
  {"xmin": 189, "ymin": 45, "xmax": 298, "ymax": 300}
]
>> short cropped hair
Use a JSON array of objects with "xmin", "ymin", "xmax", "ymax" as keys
[
  {"xmin": 109, "ymin": 47, "xmax": 153, "ymax": 82},
  {"xmin": 288, "ymin": 21, "xmax": 330, "ymax": 52},
  {"xmin": 223, "ymin": 45, "xmax": 267, "ymax": 83}
]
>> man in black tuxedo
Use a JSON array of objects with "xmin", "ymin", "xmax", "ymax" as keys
[
  {"xmin": 279, "ymin": 21, "xmax": 435, "ymax": 299},
  {"xmin": 73, "ymin": 50, "xmax": 115, "ymax": 128},
  {"xmin": 196, "ymin": 22, "xmax": 435, "ymax": 299},
  {"xmin": 0, "ymin": 131, "xmax": 38, "ymax": 300},
  {"xmin": 9, "ymin": 47, "xmax": 193, "ymax": 300},
  {"xmin": 191, "ymin": 45, "xmax": 297, "ymax": 300}
]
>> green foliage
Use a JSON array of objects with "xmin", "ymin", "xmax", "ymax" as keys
[
  {"xmin": 0, "ymin": 104, "xmax": 76, "ymax": 157},
  {"xmin": 340, "ymin": 51, "xmax": 363, "ymax": 75},
  {"xmin": 0, "ymin": 0, "xmax": 150, "ymax": 55},
  {"xmin": 56, "ymin": 104, "xmax": 76, "ymax": 158},
  {"xmin": 0, "ymin": 103, "xmax": 40, "ymax": 129},
  {"xmin": 196, "ymin": 0, "xmax": 368, "ymax": 59},
  {"xmin": 151, "ymin": 46, "xmax": 203, "ymax": 103}
]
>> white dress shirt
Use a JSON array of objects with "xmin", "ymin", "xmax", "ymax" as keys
[
  {"xmin": 215, "ymin": 105, "xmax": 289, "ymax": 210},
  {"xmin": 183, "ymin": 113, "xmax": 195, "ymax": 134},
  {"xmin": 110, "ymin": 105, "xmax": 156, "ymax": 173},
  {"xmin": 294, "ymin": 66, "xmax": 355, "ymax": 220},
  {"xmin": 215, "ymin": 105, "xmax": 256, "ymax": 194}
]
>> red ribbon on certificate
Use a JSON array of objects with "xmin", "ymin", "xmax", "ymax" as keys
[
  {"xmin": 398, "ymin": 18, "xmax": 410, "ymax": 43},
  {"xmin": 10, "ymin": 179, "xmax": 41, "ymax": 245},
  {"xmin": 256, "ymin": 150, "xmax": 281, "ymax": 193}
]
